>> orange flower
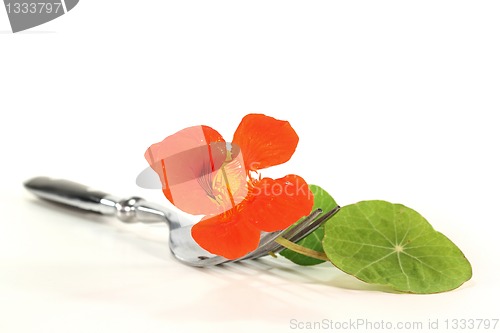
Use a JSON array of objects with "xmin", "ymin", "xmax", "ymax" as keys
[{"xmin": 145, "ymin": 114, "xmax": 314, "ymax": 259}]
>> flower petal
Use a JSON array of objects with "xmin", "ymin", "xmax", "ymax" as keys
[
  {"xmin": 245, "ymin": 175, "xmax": 314, "ymax": 232},
  {"xmin": 191, "ymin": 211, "xmax": 261, "ymax": 259},
  {"xmin": 232, "ymin": 114, "xmax": 299, "ymax": 171},
  {"xmin": 145, "ymin": 125, "xmax": 227, "ymax": 215}
]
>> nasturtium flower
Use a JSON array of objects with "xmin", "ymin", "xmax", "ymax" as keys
[{"xmin": 145, "ymin": 114, "xmax": 314, "ymax": 259}]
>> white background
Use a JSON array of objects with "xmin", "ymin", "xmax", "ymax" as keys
[{"xmin": 1, "ymin": 1, "xmax": 499, "ymax": 332}]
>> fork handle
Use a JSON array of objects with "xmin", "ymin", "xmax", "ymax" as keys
[{"xmin": 24, "ymin": 177, "xmax": 168, "ymax": 223}]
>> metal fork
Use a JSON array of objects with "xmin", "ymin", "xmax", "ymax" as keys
[{"xmin": 24, "ymin": 177, "xmax": 340, "ymax": 267}]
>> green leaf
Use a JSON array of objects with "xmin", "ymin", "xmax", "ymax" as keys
[
  {"xmin": 280, "ymin": 185, "xmax": 338, "ymax": 266},
  {"xmin": 323, "ymin": 200, "xmax": 473, "ymax": 294}
]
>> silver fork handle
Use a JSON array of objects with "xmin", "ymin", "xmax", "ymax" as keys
[{"xmin": 24, "ymin": 177, "xmax": 169, "ymax": 224}]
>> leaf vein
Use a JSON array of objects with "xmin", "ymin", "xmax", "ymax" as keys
[
  {"xmin": 397, "ymin": 251, "xmax": 411, "ymax": 290},
  {"xmin": 401, "ymin": 251, "xmax": 448, "ymax": 277},
  {"xmin": 357, "ymin": 208, "xmax": 395, "ymax": 247},
  {"xmin": 335, "ymin": 239, "xmax": 394, "ymax": 250},
  {"xmin": 354, "ymin": 251, "xmax": 396, "ymax": 275}
]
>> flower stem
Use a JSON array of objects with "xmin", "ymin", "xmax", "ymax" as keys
[{"xmin": 275, "ymin": 236, "xmax": 329, "ymax": 261}]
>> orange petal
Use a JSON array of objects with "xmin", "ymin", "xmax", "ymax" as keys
[
  {"xmin": 232, "ymin": 114, "xmax": 299, "ymax": 171},
  {"xmin": 145, "ymin": 125, "xmax": 227, "ymax": 215},
  {"xmin": 244, "ymin": 175, "xmax": 314, "ymax": 232},
  {"xmin": 191, "ymin": 210, "xmax": 261, "ymax": 259}
]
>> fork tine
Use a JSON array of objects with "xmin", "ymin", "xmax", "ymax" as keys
[
  {"xmin": 232, "ymin": 209, "xmax": 323, "ymax": 262},
  {"xmin": 246, "ymin": 205, "xmax": 341, "ymax": 260},
  {"xmin": 286, "ymin": 205, "xmax": 340, "ymax": 244},
  {"xmin": 175, "ymin": 208, "xmax": 333, "ymax": 267},
  {"xmin": 258, "ymin": 208, "xmax": 323, "ymax": 249}
]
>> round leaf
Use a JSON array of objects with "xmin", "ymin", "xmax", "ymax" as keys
[{"xmin": 323, "ymin": 200, "xmax": 472, "ymax": 293}]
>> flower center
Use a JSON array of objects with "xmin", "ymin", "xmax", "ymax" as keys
[{"xmin": 205, "ymin": 147, "xmax": 249, "ymax": 213}]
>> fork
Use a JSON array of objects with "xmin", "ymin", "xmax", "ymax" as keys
[{"xmin": 24, "ymin": 177, "xmax": 340, "ymax": 267}]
